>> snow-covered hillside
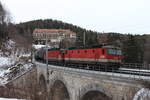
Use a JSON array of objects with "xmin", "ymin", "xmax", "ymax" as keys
[{"xmin": 0, "ymin": 40, "xmax": 34, "ymax": 85}]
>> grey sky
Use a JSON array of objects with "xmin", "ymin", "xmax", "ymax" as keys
[{"xmin": 1, "ymin": 0, "xmax": 150, "ymax": 34}]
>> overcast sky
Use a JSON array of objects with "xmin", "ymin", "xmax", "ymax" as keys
[{"xmin": 1, "ymin": 0, "xmax": 150, "ymax": 34}]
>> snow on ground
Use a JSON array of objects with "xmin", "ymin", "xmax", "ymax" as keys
[
  {"xmin": 0, "ymin": 60, "xmax": 33, "ymax": 85},
  {"xmin": 0, "ymin": 57, "xmax": 15, "ymax": 68},
  {"xmin": 120, "ymin": 68, "xmax": 150, "ymax": 72},
  {"xmin": 33, "ymin": 44, "xmax": 52, "ymax": 50},
  {"xmin": 0, "ymin": 98, "xmax": 26, "ymax": 100},
  {"xmin": 0, "ymin": 40, "xmax": 34, "ymax": 85},
  {"xmin": 133, "ymin": 88, "xmax": 150, "ymax": 100},
  {"xmin": 32, "ymin": 44, "xmax": 46, "ymax": 49},
  {"xmin": 5, "ymin": 40, "xmax": 15, "ymax": 50}
]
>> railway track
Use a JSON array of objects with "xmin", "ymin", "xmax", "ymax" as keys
[
  {"xmin": 36, "ymin": 60, "xmax": 150, "ymax": 77},
  {"xmin": 117, "ymin": 68, "xmax": 150, "ymax": 76},
  {"xmin": 66, "ymin": 65, "xmax": 150, "ymax": 77}
]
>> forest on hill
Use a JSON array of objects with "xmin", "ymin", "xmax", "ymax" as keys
[{"xmin": 0, "ymin": 2, "xmax": 150, "ymax": 66}]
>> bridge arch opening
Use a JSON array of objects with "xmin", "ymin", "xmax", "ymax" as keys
[
  {"xmin": 51, "ymin": 80, "xmax": 70, "ymax": 100},
  {"xmin": 81, "ymin": 90, "xmax": 111, "ymax": 100},
  {"xmin": 37, "ymin": 74, "xmax": 47, "ymax": 100}
]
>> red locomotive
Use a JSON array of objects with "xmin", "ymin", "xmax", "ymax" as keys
[{"xmin": 35, "ymin": 45, "xmax": 123, "ymax": 70}]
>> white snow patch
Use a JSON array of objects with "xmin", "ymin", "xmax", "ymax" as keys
[
  {"xmin": 23, "ymin": 63, "xmax": 33, "ymax": 70},
  {"xmin": 133, "ymin": 88, "xmax": 150, "ymax": 100},
  {"xmin": 33, "ymin": 44, "xmax": 46, "ymax": 49},
  {"xmin": 120, "ymin": 68, "xmax": 150, "ymax": 72},
  {"xmin": 33, "ymin": 44, "xmax": 52, "ymax": 50},
  {"xmin": 21, "ymin": 54, "xmax": 31, "ymax": 57},
  {"xmin": 0, "ymin": 98, "xmax": 26, "ymax": 100},
  {"xmin": 0, "ymin": 57, "xmax": 15, "ymax": 67},
  {"xmin": 5, "ymin": 40, "xmax": 15, "ymax": 50}
]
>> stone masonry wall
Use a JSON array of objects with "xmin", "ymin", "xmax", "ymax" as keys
[{"xmin": 0, "ymin": 66, "xmax": 40, "ymax": 100}]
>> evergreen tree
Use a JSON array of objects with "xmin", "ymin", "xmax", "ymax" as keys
[{"xmin": 123, "ymin": 35, "xmax": 140, "ymax": 63}]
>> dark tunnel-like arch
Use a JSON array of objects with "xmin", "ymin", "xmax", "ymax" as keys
[
  {"xmin": 51, "ymin": 80, "xmax": 70, "ymax": 100},
  {"xmin": 37, "ymin": 74, "xmax": 47, "ymax": 100},
  {"xmin": 81, "ymin": 90, "xmax": 111, "ymax": 100}
]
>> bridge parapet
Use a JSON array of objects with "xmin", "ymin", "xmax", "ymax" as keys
[
  {"xmin": 35, "ymin": 61, "xmax": 150, "ymax": 81},
  {"xmin": 35, "ymin": 61, "xmax": 150, "ymax": 100}
]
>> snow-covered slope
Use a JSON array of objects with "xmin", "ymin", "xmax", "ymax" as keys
[
  {"xmin": 0, "ymin": 40, "xmax": 34, "ymax": 85},
  {"xmin": 133, "ymin": 88, "xmax": 150, "ymax": 100},
  {"xmin": 0, "ymin": 57, "xmax": 15, "ymax": 68}
]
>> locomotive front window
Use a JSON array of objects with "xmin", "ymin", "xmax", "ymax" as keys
[
  {"xmin": 117, "ymin": 50, "xmax": 122, "ymax": 55},
  {"xmin": 107, "ymin": 49, "xmax": 122, "ymax": 55}
]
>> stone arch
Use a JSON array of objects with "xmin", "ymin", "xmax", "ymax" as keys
[
  {"xmin": 39, "ymin": 74, "xmax": 47, "ymax": 88},
  {"xmin": 50, "ymin": 80, "xmax": 70, "ymax": 100},
  {"xmin": 80, "ymin": 83, "xmax": 112, "ymax": 100},
  {"xmin": 49, "ymin": 72, "xmax": 72, "ymax": 100},
  {"xmin": 36, "ymin": 74, "xmax": 47, "ymax": 100}
]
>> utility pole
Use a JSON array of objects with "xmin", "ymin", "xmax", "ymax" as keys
[
  {"xmin": 83, "ymin": 32, "xmax": 86, "ymax": 47},
  {"xmin": 46, "ymin": 33, "xmax": 49, "ymax": 83}
]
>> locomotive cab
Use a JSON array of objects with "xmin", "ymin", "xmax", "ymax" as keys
[{"xmin": 102, "ymin": 46, "xmax": 122, "ymax": 70}]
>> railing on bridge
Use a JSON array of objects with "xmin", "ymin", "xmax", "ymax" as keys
[
  {"xmin": 35, "ymin": 56, "xmax": 150, "ymax": 79},
  {"xmin": 121, "ymin": 63, "xmax": 144, "ymax": 69}
]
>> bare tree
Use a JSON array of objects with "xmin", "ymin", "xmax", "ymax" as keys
[
  {"xmin": 0, "ymin": 2, "xmax": 11, "ymax": 24},
  {"xmin": 0, "ymin": 1, "xmax": 12, "ymax": 46}
]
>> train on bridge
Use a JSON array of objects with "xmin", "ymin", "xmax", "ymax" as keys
[{"xmin": 35, "ymin": 45, "xmax": 123, "ymax": 71}]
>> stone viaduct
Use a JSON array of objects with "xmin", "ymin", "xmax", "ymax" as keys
[{"xmin": 35, "ymin": 61, "xmax": 150, "ymax": 100}]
